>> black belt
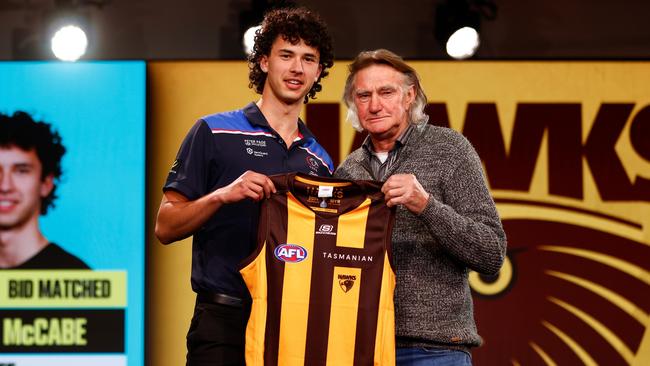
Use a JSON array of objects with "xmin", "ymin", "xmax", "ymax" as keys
[{"xmin": 197, "ymin": 292, "xmax": 249, "ymax": 308}]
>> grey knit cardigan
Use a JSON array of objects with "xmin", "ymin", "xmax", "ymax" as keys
[{"xmin": 334, "ymin": 123, "xmax": 507, "ymax": 351}]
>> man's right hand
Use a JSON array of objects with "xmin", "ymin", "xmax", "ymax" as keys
[
  {"xmin": 155, "ymin": 170, "xmax": 275, "ymax": 244},
  {"xmin": 214, "ymin": 170, "xmax": 276, "ymax": 204}
]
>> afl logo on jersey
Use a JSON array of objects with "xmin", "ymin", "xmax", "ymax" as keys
[{"xmin": 274, "ymin": 244, "xmax": 308, "ymax": 263}]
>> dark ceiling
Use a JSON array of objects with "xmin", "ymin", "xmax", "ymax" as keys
[{"xmin": 1, "ymin": 0, "xmax": 649, "ymax": 61}]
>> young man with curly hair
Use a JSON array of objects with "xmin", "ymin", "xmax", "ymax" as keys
[
  {"xmin": 0, "ymin": 111, "xmax": 88, "ymax": 269},
  {"xmin": 155, "ymin": 6, "xmax": 335, "ymax": 366}
]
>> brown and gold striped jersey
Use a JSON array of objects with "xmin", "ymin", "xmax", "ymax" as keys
[{"xmin": 240, "ymin": 172, "xmax": 396, "ymax": 366}]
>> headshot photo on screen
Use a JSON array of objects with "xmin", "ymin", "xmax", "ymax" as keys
[{"xmin": 0, "ymin": 111, "xmax": 89, "ymax": 270}]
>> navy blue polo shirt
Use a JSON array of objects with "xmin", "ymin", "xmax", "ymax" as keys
[{"xmin": 164, "ymin": 102, "xmax": 333, "ymax": 298}]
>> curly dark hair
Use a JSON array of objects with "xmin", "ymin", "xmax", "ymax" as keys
[
  {"xmin": 248, "ymin": 6, "xmax": 334, "ymax": 104},
  {"xmin": 0, "ymin": 111, "xmax": 66, "ymax": 215}
]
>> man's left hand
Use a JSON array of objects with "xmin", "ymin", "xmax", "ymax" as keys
[{"xmin": 381, "ymin": 174, "xmax": 430, "ymax": 214}]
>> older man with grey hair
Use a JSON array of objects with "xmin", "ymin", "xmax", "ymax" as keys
[{"xmin": 335, "ymin": 49, "xmax": 507, "ymax": 365}]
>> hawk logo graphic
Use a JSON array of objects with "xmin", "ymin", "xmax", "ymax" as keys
[
  {"xmin": 338, "ymin": 274, "xmax": 356, "ymax": 293},
  {"xmin": 471, "ymin": 203, "xmax": 650, "ymax": 365}
]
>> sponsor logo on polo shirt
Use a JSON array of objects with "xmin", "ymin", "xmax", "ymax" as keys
[
  {"xmin": 245, "ymin": 148, "xmax": 268, "ymax": 157},
  {"xmin": 243, "ymin": 139, "xmax": 268, "ymax": 157},
  {"xmin": 244, "ymin": 139, "xmax": 267, "ymax": 147}
]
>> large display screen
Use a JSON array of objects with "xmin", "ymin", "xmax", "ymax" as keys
[{"xmin": 0, "ymin": 61, "xmax": 145, "ymax": 366}]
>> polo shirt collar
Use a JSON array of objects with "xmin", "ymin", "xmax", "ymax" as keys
[
  {"xmin": 243, "ymin": 102, "xmax": 270, "ymax": 128},
  {"xmin": 242, "ymin": 101, "xmax": 317, "ymax": 141}
]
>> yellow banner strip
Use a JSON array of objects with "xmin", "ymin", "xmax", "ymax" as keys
[{"xmin": 0, "ymin": 270, "xmax": 126, "ymax": 308}]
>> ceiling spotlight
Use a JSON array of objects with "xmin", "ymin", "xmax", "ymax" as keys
[
  {"xmin": 243, "ymin": 25, "xmax": 261, "ymax": 56},
  {"xmin": 434, "ymin": 0, "xmax": 496, "ymax": 60},
  {"xmin": 239, "ymin": 1, "xmax": 298, "ymax": 56},
  {"xmin": 51, "ymin": 24, "xmax": 88, "ymax": 61},
  {"xmin": 446, "ymin": 26, "xmax": 480, "ymax": 60}
]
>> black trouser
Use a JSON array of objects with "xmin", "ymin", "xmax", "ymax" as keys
[{"xmin": 186, "ymin": 295, "xmax": 251, "ymax": 366}]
